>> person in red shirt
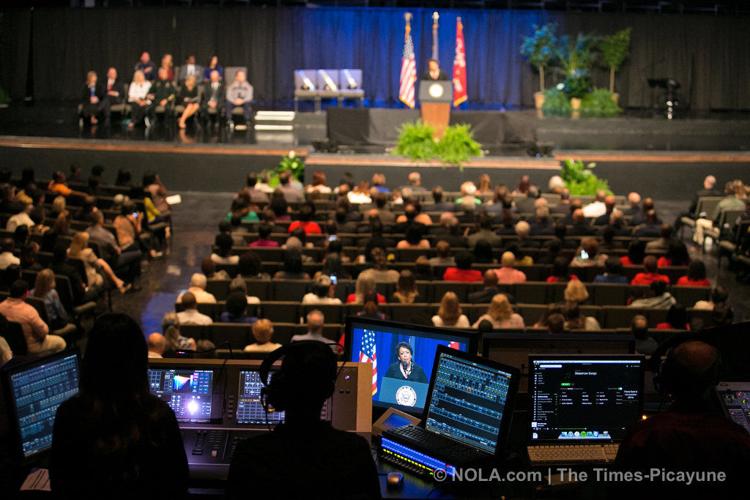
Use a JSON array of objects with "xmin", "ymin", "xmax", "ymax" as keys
[
  {"xmin": 288, "ymin": 202, "xmax": 322, "ymax": 236},
  {"xmin": 631, "ymin": 255, "xmax": 670, "ymax": 285},
  {"xmin": 249, "ymin": 223, "xmax": 279, "ymax": 248},
  {"xmin": 545, "ymin": 256, "xmax": 579, "ymax": 283},
  {"xmin": 442, "ymin": 251, "xmax": 483, "ymax": 282},
  {"xmin": 675, "ymin": 259, "xmax": 711, "ymax": 287},
  {"xmin": 619, "ymin": 239, "xmax": 646, "ymax": 267}
]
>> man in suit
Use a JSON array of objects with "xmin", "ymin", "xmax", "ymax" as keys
[
  {"xmin": 201, "ymin": 70, "xmax": 225, "ymax": 125},
  {"xmin": 178, "ymin": 55, "xmax": 204, "ymax": 84},
  {"xmin": 134, "ymin": 51, "xmax": 157, "ymax": 81},
  {"xmin": 422, "ymin": 58, "xmax": 448, "ymax": 81},
  {"xmin": 99, "ymin": 67, "xmax": 126, "ymax": 124}
]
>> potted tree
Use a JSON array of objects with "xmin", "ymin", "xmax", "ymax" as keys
[
  {"xmin": 599, "ymin": 28, "xmax": 631, "ymax": 105},
  {"xmin": 558, "ymin": 34, "xmax": 594, "ymax": 115},
  {"xmin": 521, "ymin": 23, "xmax": 557, "ymax": 112}
]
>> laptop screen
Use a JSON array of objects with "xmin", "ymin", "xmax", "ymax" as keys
[
  {"xmin": 529, "ymin": 357, "xmax": 643, "ymax": 443},
  {"xmin": 716, "ymin": 382, "xmax": 750, "ymax": 434},
  {"xmin": 148, "ymin": 367, "xmax": 214, "ymax": 423},
  {"xmin": 424, "ymin": 349, "xmax": 517, "ymax": 454}
]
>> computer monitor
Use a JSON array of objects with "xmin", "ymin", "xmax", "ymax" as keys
[
  {"xmin": 528, "ymin": 355, "xmax": 644, "ymax": 443},
  {"xmin": 346, "ymin": 317, "xmax": 477, "ymax": 413},
  {"xmin": 423, "ymin": 346, "xmax": 519, "ymax": 455},
  {"xmin": 236, "ymin": 369, "xmax": 284, "ymax": 426},
  {"xmin": 2, "ymin": 351, "xmax": 80, "ymax": 460},
  {"xmin": 148, "ymin": 366, "xmax": 215, "ymax": 423},
  {"xmin": 716, "ymin": 381, "xmax": 750, "ymax": 434}
]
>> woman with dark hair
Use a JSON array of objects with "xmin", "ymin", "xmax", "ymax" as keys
[
  {"xmin": 355, "ymin": 291, "xmax": 387, "ymax": 320},
  {"xmin": 396, "ymin": 225, "xmax": 430, "ymax": 249},
  {"xmin": 273, "ymin": 249, "xmax": 309, "ymax": 280},
  {"xmin": 203, "ymin": 55, "xmax": 224, "ymax": 81},
  {"xmin": 546, "ymin": 255, "xmax": 578, "ymax": 283},
  {"xmin": 392, "ymin": 270, "xmax": 419, "ymax": 304},
  {"xmin": 288, "ymin": 202, "xmax": 322, "ymax": 235},
  {"xmin": 211, "ymin": 233, "xmax": 239, "ymax": 265},
  {"xmin": 270, "ymin": 192, "xmax": 290, "ymax": 221},
  {"xmin": 676, "ymin": 260, "xmax": 711, "ymax": 287},
  {"xmin": 238, "ymin": 251, "xmax": 269, "ymax": 279},
  {"xmin": 473, "ymin": 239, "xmax": 496, "ymax": 264},
  {"xmin": 443, "ymin": 251, "xmax": 483, "ymax": 282},
  {"xmin": 658, "ymin": 240, "xmax": 690, "ymax": 268},
  {"xmin": 320, "ymin": 253, "xmax": 351, "ymax": 280},
  {"xmin": 620, "ymin": 239, "xmax": 646, "ymax": 267},
  {"xmin": 50, "ymin": 313, "xmax": 188, "ymax": 498},
  {"xmin": 220, "ymin": 291, "xmax": 257, "ymax": 324},
  {"xmin": 656, "ymin": 304, "xmax": 690, "ymax": 330},
  {"xmin": 594, "ymin": 257, "xmax": 629, "ymax": 284}
]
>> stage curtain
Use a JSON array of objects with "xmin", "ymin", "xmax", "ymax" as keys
[{"xmin": 1, "ymin": 6, "xmax": 749, "ymax": 110}]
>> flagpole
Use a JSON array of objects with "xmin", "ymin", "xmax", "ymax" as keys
[{"xmin": 431, "ymin": 11, "xmax": 439, "ymax": 61}]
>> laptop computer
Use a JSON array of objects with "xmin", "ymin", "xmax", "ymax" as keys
[
  {"xmin": 716, "ymin": 381, "xmax": 750, "ymax": 434},
  {"xmin": 527, "ymin": 355, "xmax": 644, "ymax": 464},
  {"xmin": 381, "ymin": 346, "xmax": 519, "ymax": 478}
]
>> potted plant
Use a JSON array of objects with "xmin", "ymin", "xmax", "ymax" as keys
[
  {"xmin": 581, "ymin": 89, "xmax": 622, "ymax": 118},
  {"xmin": 557, "ymin": 34, "xmax": 594, "ymax": 113},
  {"xmin": 599, "ymin": 28, "xmax": 631, "ymax": 105},
  {"xmin": 541, "ymin": 87, "xmax": 572, "ymax": 117},
  {"xmin": 521, "ymin": 23, "xmax": 558, "ymax": 111}
]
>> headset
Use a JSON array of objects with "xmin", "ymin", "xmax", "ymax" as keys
[
  {"xmin": 650, "ymin": 334, "xmax": 722, "ymax": 399},
  {"xmin": 259, "ymin": 341, "xmax": 342, "ymax": 414}
]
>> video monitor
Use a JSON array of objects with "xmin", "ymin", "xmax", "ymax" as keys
[
  {"xmin": 148, "ymin": 367, "xmax": 215, "ymax": 423},
  {"xmin": 236, "ymin": 369, "xmax": 285, "ymax": 426},
  {"xmin": 345, "ymin": 317, "xmax": 477, "ymax": 413},
  {"xmin": 2, "ymin": 351, "xmax": 80, "ymax": 460}
]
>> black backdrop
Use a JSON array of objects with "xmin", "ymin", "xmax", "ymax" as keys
[{"xmin": 1, "ymin": 6, "xmax": 749, "ymax": 110}]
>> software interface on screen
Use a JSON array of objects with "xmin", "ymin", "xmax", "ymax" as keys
[
  {"xmin": 718, "ymin": 386, "xmax": 750, "ymax": 434},
  {"xmin": 148, "ymin": 368, "xmax": 214, "ymax": 423},
  {"xmin": 9, "ymin": 353, "xmax": 79, "ymax": 458},
  {"xmin": 424, "ymin": 352, "xmax": 514, "ymax": 454},
  {"xmin": 530, "ymin": 358, "xmax": 642, "ymax": 442},
  {"xmin": 236, "ymin": 370, "xmax": 285, "ymax": 425},
  {"xmin": 349, "ymin": 323, "xmax": 469, "ymax": 411}
]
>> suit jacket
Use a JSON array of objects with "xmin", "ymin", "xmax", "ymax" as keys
[
  {"xmin": 422, "ymin": 70, "xmax": 449, "ymax": 81},
  {"xmin": 201, "ymin": 82, "xmax": 226, "ymax": 109},
  {"xmin": 81, "ymin": 83, "xmax": 104, "ymax": 105},
  {"xmin": 99, "ymin": 79, "xmax": 126, "ymax": 105},
  {"xmin": 178, "ymin": 64, "xmax": 204, "ymax": 83},
  {"xmin": 135, "ymin": 61, "xmax": 157, "ymax": 81}
]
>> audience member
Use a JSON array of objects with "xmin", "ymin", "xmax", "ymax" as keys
[
  {"xmin": 147, "ymin": 333, "xmax": 167, "ymax": 359},
  {"xmin": 432, "ymin": 292, "xmax": 470, "ymax": 328},
  {"xmin": 546, "ymin": 256, "xmax": 578, "ymax": 283},
  {"xmin": 473, "ymin": 294, "xmax": 524, "ymax": 329},
  {"xmin": 302, "ymin": 275, "xmax": 342, "ymax": 305},
  {"xmin": 162, "ymin": 312, "xmax": 197, "ymax": 351},
  {"xmin": 0, "ymin": 280, "xmax": 65, "ymax": 355},
  {"xmin": 630, "ymin": 315, "xmax": 658, "ymax": 354},
  {"xmin": 273, "ymin": 249, "xmax": 310, "ymax": 280},
  {"xmin": 31, "ymin": 269, "xmax": 72, "ymax": 331},
  {"xmin": 563, "ymin": 302, "xmax": 601, "ymax": 330},
  {"xmin": 676, "ymin": 260, "xmax": 711, "ymax": 287},
  {"xmin": 0, "ymin": 238, "xmax": 20, "ymax": 270},
  {"xmin": 468, "ymin": 270, "xmax": 503, "ymax": 303},
  {"xmin": 428, "ymin": 240, "xmax": 455, "ymax": 267},
  {"xmin": 176, "ymin": 292, "xmax": 213, "ymax": 326},
  {"xmin": 594, "ymin": 258, "xmax": 629, "ymax": 284},
  {"xmin": 631, "ymin": 255, "xmax": 670, "ymax": 285},
  {"xmin": 392, "ymin": 270, "xmax": 419, "ymax": 304},
  {"xmin": 291, "ymin": 310, "xmax": 331, "ymax": 345},
  {"xmin": 494, "ymin": 251, "xmax": 527, "ymax": 284},
  {"xmin": 443, "ymin": 251, "xmax": 482, "ymax": 282},
  {"xmin": 629, "ymin": 281, "xmax": 677, "ymax": 309},
  {"xmin": 178, "ymin": 274, "xmax": 217, "ymax": 304},
  {"xmin": 656, "ymin": 304, "xmax": 689, "ymax": 330},
  {"xmin": 547, "ymin": 313, "xmax": 566, "ymax": 334},
  {"xmin": 241, "ymin": 319, "xmax": 281, "ymax": 353},
  {"xmin": 220, "ymin": 291, "xmax": 257, "ymax": 324}
]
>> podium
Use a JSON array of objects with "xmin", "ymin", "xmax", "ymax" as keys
[{"xmin": 419, "ymin": 81, "xmax": 452, "ymax": 139}]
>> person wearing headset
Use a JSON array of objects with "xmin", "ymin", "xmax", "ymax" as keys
[
  {"xmin": 384, "ymin": 342, "xmax": 427, "ymax": 383},
  {"xmin": 227, "ymin": 341, "xmax": 380, "ymax": 499},
  {"xmin": 613, "ymin": 339, "xmax": 750, "ymax": 498}
]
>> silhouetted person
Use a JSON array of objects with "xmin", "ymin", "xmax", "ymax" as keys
[
  {"xmin": 228, "ymin": 341, "xmax": 380, "ymax": 499},
  {"xmin": 50, "ymin": 313, "xmax": 188, "ymax": 499}
]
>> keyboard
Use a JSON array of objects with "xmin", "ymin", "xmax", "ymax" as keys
[
  {"xmin": 389, "ymin": 426, "xmax": 485, "ymax": 460},
  {"xmin": 527, "ymin": 443, "xmax": 620, "ymax": 464}
]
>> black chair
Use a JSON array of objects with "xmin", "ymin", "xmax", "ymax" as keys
[{"xmin": 1, "ymin": 321, "xmax": 27, "ymax": 355}]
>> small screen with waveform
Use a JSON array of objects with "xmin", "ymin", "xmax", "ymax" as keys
[
  {"xmin": 148, "ymin": 368, "xmax": 213, "ymax": 423},
  {"xmin": 424, "ymin": 351, "xmax": 515, "ymax": 454},
  {"xmin": 236, "ymin": 370, "xmax": 285, "ymax": 425},
  {"xmin": 7, "ymin": 353, "xmax": 80, "ymax": 458}
]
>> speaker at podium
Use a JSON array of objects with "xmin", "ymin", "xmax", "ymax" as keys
[{"xmin": 419, "ymin": 80, "xmax": 452, "ymax": 139}]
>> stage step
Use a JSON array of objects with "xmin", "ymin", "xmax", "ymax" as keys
[{"xmin": 254, "ymin": 111, "xmax": 296, "ymax": 131}]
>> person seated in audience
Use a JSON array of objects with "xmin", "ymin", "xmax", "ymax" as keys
[
  {"xmin": 201, "ymin": 69, "xmax": 225, "ymax": 125},
  {"xmin": 359, "ymin": 247, "xmax": 399, "ymax": 283},
  {"xmin": 467, "ymin": 213, "xmax": 502, "ymax": 248},
  {"xmin": 220, "ymin": 291, "xmax": 257, "ymax": 324},
  {"xmin": 570, "ymin": 236, "xmax": 608, "ymax": 267},
  {"xmin": 80, "ymin": 70, "xmax": 105, "ymax": 125},
  {"xmin": 432, "ymin": 212, "xmax": 466, "ymax": 247},
  {"xmin": 658, "ymin": 240, "xmax": 690, "ymax": 267},
  {"xmin": 513, "ymin": 220, "xmax": 537, "ymax": 249},
  {"xmin": 226, "ymin": 275, "xmax": 261, "ymax": 305},
  {"xmin": 355, "ymin": 292, "xmax": 387, "ymax": 320},
  {"xmin": 276, "ymin": 171, "xmax": 304, "ymax": 204},
  {"xmin": 536, "ymin": 238, "xmax": 561, "ymax": 266},
  {"xmin": 127, "ymin": 70, "xmax": 152, "ymax": 129},
  {"xmin": 693, "ymin": 286, "xmax": 734, "ymax": 327},
  {"xmin": 302, "ymin": 275, "xmax": 342, "ymax": 305},
  {"xmin": 0, "ymin": 238, "xmax": 20, "ymax": 270},
  {"xmin": 547, "ymin": 255, "xmax": 579, "ymax": 283},
  {"xmin": 676, "ymin": 260, "xmax": 711, "ymax": 287},
  {"xmin": 621, "ymin": 239, "xmax": 646, "ymax": 267},
  {"xmin": 530, "ymin": 206, "xmax": 554, "ymax": 235},
  {"xmin": 493, "ymin": 251, "xmax": 527, "ymax": 284},
  {"xmin": 428, "ymin": 240, "xmax": 454, "ymax": 267},
  {"xmin": 467, "ymin": 270, "xmax": 502, "ymax": 303},
  {"xmin": 431, "ymin": 186, "xmax": 454, "ymax": 212},
  {"xmin": 249, "ymin": 223, "xmax": 279, "ymax": 248},
  {"xmin": 563, "ymin": 279, "xmax": 591, "ymax": 307},
  {"xmin": 605, "ymin": 209, "xmax": 632, "ymax": 237},
  {"xmin": 629, "ymin": 280, "xmax": 677, "ymax": 309},
  {"xmin": 443, "ymin": 251, "xmax": 483, "ymax": 282},
  {"xmin": 114, "ymin": 201, "xmax": 159, "ymax": 264},
  {"xmin": 20, "ymin": 243, "xmax": 43, "ymax": 271},
  {"xmin": 49, "ymin": 243, "xmax": 89, "ymax": 305},
  {"xmin": 594, "ymin": 257, "xmax": 629, "ymax": 284},
  {"xmin": 269, "ymin": 191, "xmax": 291, "ymax": 221},
  {"xmin": 175, "ymin": 291, "xmax": 213, "ymax": 327},
  {"xmin": 475, "ymin": 173, "xmax": 492, "ymax": 195},
  {"xmin": 694, "ymin": 179, "xmax": 747, "ymax": 245},
  {"xmin": 369, "ymin": 192, "xmax": 394, "ymax": 225},
  {"xmin": 147, "ymin": 332, "xmax": 167, "ymax": 359},
  {"xmin": 305, "ymin": 171, "xmax": 332, "ymax": 195},
  {"xmin": 178, "ymin": 273, "xmax": 217, "ymax": 304},
  {"xmin": 631, "ymin": 255, "xmax": 670, "ymax": 285},
  {"xmin": 273, "ymin": 249, "xmax": 310, "ymax": 280},
  {"xmin": 533, "ymin": 303, "xmax": 565, "ymax": 329},
  {"xmin": 368, "ymin": 172, "xmax": 389, "ymax": 194},
  {"xmin": 645, "ymin": 224, "xmax": 674, "ymax": 252},
  {"xmin": 291, "ymin": 310, "xmax": 330, "ymax": 344},
  {"xmin": 432, "ymin": 291, "xmax": 470, "ymax": 328},
  {"xmin": 395, "ymin": 201, "xmax": 432, "ymax": 228},
  {"xmin": 240, "ymin": 319, "xmax": 280, "ymax": 354},
  {"xmin": 0, "ymin": 325, "xmax": 13, "ymax": 367},
  {"xmin": 89, "ymin": 210, "xmax": 142, "ymax": 283},
  {"xmin": 592, "ymin": 195, "xmax": 617, "ymax": 225},
  {"xmin": 238, "ymin": 251, "xmax": 270, "ymax": 280},
  {"xmin": 69, "ymin": 232, "xmax": 130, "ymax": 294},
  {"xmin": 161, "ymin": 312, "xmax": 198, "ymax": 352},
  {"xmin": 320, "ymin": 250, "xmax": 350, "ymax": 278},
  {"xmin": 396, "ymin": 225, "xmax": 430, "ymax": 249},
  {"xmin": 546, "ymin": 313, "xmax": 566, "ymax": 334},
  {"xmin": 50, "ymin": 313, "xmax": 188, "ymax": 498},
  {"xmin": 48, "ymin": 170, "xmax": 85, "ymax": 199},
  {"xmin": 656, "ymin": 304, "xmax": 690, "ymax": 330},
  {"xmin": 474, "ymin": 240, "xmax": 496, "ymax": 264},
  {"xmin": 392, "ymin": 270, "xmax": 419, "ymax": 304},
  {"xmin": 630, "ymin": 315, "xmax": 658, "ymax": 354},
  {"xmin": 512, "ymin": 175, "xmax": 536, "ymax": 197},
  {"xmin": 485, "ymin": 184, "xmax": 510, "ymax": 215},
  {"xmin": 568, "ymin": 208, "xmax": 595, "ymax": 236},
  {"xmin": 473, "ymin": 293, "xmax": 524, "ymax": 329},
  {"xmin": 562, "ymin": 199, "xmax": 583, "ymax": 225},
  {"xmin": 455, "ymin": 181, "xmax": 482, "ymax": 209},
  {"xmin": 0, "ymin": 279, "xmax": 65, "ymax": 356},
  {"xmin": 633, "ymin": 209, "xmax": 662, "ymax": 238},
  {"xmin": 175, "ymin": 74, "xmax": 200, "ymax": 129},
  {"xmin": 580, "ymin": 190, "xmax": 607, "ymax": 218},
  {"xmin": 624, "ymin": 191, "xmax": 642, "ymax": 218},
  {"xmin": 347, "ymin": 274, "xmax": 385, "ymax": 304},
  {"xmin": 30, "ymin": 269, "xmax": 73, "ymax": 332},
  {"xmin": 201, "ymin": 256, "xmax": 229, "ymax": 281},
  {"xmin": 241, "ymin": 173, "xmax": 269, "ymax": 204},
  {"xmin": 346, "ymin": 180, "xmax": 371, "ymax": 205},
  {"xmin": 413, "ymin": 256, "xmax": 434, "ymax": 281},
  {"xmin": 563, "ymin": 302, "xmax": 600, "ymax": 330},
  {"xmin": 631, "ymin": 197, "xmax": 660, "ymax": 226},
  {"xmin": 614, "ymin": 340, "xmax": 750, "ymax": 499},
  {"xmin": 675, "ymin": 175, "xmax": 723, "ymax": 232},
  {"xmin": 210, "ymin": 233, "xmax": 239, "ymax": 266},
  {"xmin": 225, "ymin": 69, "xmax": 254, "ymax": 123},
  {"xmin": 400, "ymin": 171, "xmax": 427, "ymax": 197},
  {"xmin": 288, "ymin": 201, "xmax": 322, "ymax": 235}
]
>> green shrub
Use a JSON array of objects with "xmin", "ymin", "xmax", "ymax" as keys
[
  {"xmin": 394, "ymin": 121, "xmax": 482, "ymax": 167},
  {"xmin": 581, "ymin": 89, "xmax": 622, "ymax": 118},
  {"xmin": 435, "ymin": 124, "xmax": 483, "ymax": 166},
  {"xmin": 561, "ymin": 159, "xmax": 612, "ymax": 196},
  {"xmin": 394, "ymin": 121, "xmax": 437, "ymax": 161},
  {"xmin": 542, "ymin": 88, "xmax": 571, "ymax": 117}
]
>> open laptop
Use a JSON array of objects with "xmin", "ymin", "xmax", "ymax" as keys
[
  {"xmin": 716, "ymin": 381, "xmax": 750, "ymax": 434},
  {"xmin": 527, "ymin": 355, "xmax": 644, "ymax": 464},
  {"xmin": 381, "ymin": 346, "xmax": 519, "ymax": 478}
]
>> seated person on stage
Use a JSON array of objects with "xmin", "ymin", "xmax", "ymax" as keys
[
  {"xmin": 100, "ymin": 67, "xmax": 126, "ymax": 121},
  {"xmin": 127, "ymin": 70, "xmax": 152, "ymax": 129},
  {"xmin": 159, "ymin": 53, "xmax": 175, "ymax": 81},
  {"xmin": 225, "ymin": 70, "xmax": 253, "ymax": 123},
  {"xmin": 385, "ymin": 342, "xmax": 428, "ymax": 383},
  {"xmin": 134, "ymin": 51, "xmax": 157, "ymax": 81},
  {"xmin": 177, "ymin": 54, "xmax": 203, "ymax": 83},
  {"xmin": 201, "ymin": 70, "xmax": 225, "ymax": 123},
  {"xmin": 614, "ymin": 340, "xmax": 750, "ymax": 498},
  {"xmin": 203, "ymin": 55, "xmax": 223, "ymax": 81},
  {"xmin": 422, "ymin": 58, "xmax": 448, "ymax": 81},
  {"xmin": 80, "ymin": 70, "xmax": 105, "ymax": 125},
  {"xmin": 228, "ymin": 341, "xmax": 380, "ymax": 500},
  {"xmin": 50, "ymin": 314, "xmax": 189, "ymax": 499},
  {"xmin": 176, "ymin": 75, "xmax": 200, "ymax": 129},
  {"xmin": 147, "ymin": 68, "xmax": 177, "ymax": 122}
]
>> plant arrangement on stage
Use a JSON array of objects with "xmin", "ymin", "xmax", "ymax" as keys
[
  {"xmin": 394, "ymin": 121, "xmax": 482, "ymax": 167},
  {"xmin": 581, "ymin": 89, "xmax": 622, "ymax": 118},
  {"xmin": 541, "ymin": 88, "xmax": 571, "ymax": 117},
  {"xmin": 520, "ymin": 23, "xmax": 558, "ymax": 94},
  {"xmin": 599, "ymin": 28, "xmax": 631, "ymax": 95},
  {"xmin": 261, "ymin": 151, "xmax": 306, "ymax": 188},
  {"xmin": 557, "ymin": 34, "xmax": 594, "ymax": 101},
  {"xmin": 560, "ymin": 159, "xmax": 612, "ymax": 196}
]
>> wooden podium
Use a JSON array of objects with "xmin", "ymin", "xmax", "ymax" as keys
[{"xmin": 419, "ymin": 80, "xmax": 453, "ymax": 139}]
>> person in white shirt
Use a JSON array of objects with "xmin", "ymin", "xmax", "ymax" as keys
[
  {"xmin": 291, "ymin": 310, "xmax": 340, "ymax": 353},
  {"xmin": 347, "ymin": 181, "xmax": 372, "ymax": 204},
  {"xmin": 0, "ymin": 238, "xmax": 20, "ymax": 270},
  {"xmin": 582, "ymin": 190, "xmax": 608, "ymax": 218},
  {"xmin": 305, "ymin": 171, "xmax": 332, "ymax": 194},
  {"xmin": 127, "ymin": 70, "xmax": 152, "ymax": 129},
  {"xmin": 176, "ymin": 292, "xmax": 213, "ymax": 326},
  {"xmin": 6, "ymin": 204, "xmax": 35, "ymax": 232},
  {"xmin": 147, "ymin": 332, "xmax": 167, "ymax": 358},
  {"xmin": 243, "ymin": 319, "xmax": 282, "ymax": 353},
  {"xmin": 302, "ymin": 275, "xmax": 342, "ymax": 305},
  {"xmin": 177, "ymin": 273, "xmax": 217, "ymax": 304}
]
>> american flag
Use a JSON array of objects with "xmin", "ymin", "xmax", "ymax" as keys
[
  {"xmin": 399, "ymin": 16, "xmax": 417, "ymax": 109},
  {"xmin": 359, "ymin": 330, "xmax": 378, "ymax": 395}
]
